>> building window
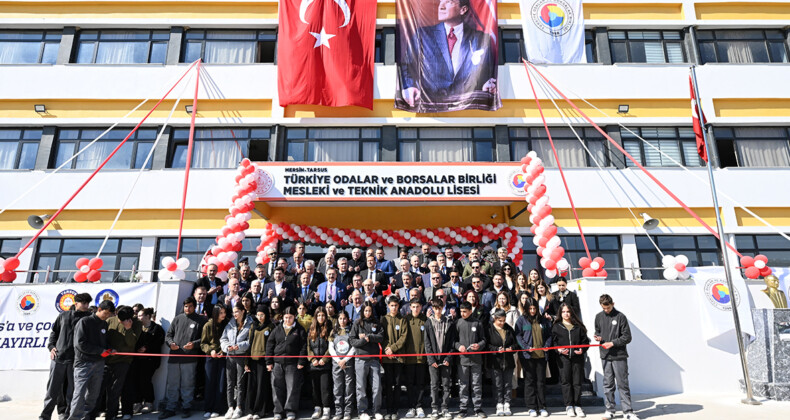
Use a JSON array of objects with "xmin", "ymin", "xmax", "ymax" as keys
[
  {"xmin": 0, "ymin": 238, "xmax": 20, "ymax": 260},
  {"xmin": 54, "ymin": 127, "xmax": 157, "ymax": 170},
  {"xmin": 520, "ymin": 235, "xmax": 623, "ymax": 280},
  {"xmin": 0, "ymin": 30, "xmax": 61, "ymax": 64},
  {"xmin": 155, "ymin": 237, "xmax": 261, "ymax": 280},
  {"xmin": 33, "ymin": 238, "xmax": 142, "ymax": 283},
  {"xmin": 509, "ymin": 127, "xmax": 608, "ymax": 167},
  {"xmin": 170, "ymin": 127, "xmax": 270, "ymax": 168},
  {"xmin": 585, "ymin": 30, "xmax": 596, "ymax": 63},
  {"xmin": 698, "ymin": 29, "xmax": 789, "ymax": 64},
  {"xmin": 501, "ymin": 29, "xmax": 526, "ymax": 63},
  {"xmin": 609, "ymin": 30, "xmax": 686, "ymax": 63},
  {"xmin": 398, "ymin": 127, "xmax": 494, "ymax": 162},
  {"xmin": 76, "ymin": 30, "xmax": 169, "ymax": 64},
  {"xmin": 735, "ymin": 235, "xmax": 790, "ymax": 268},
  {"xmin": 0, "ymin": 128, "xmax": 41, "ymax": 169},
  {"xmin": 714, "ymin": 127, "xmax": 790, "ymax": 168},
  {"xmin": 622, "ymin": 127, "xmax": 703, "ymax": 167},
  {"xmin": 287, "ymin": 128, "xmax": 381, "ymax": 162},
  {"xmin": 636, "ymin": 235, "xmax": 721, "ymax": 280},
  {"xmin": 183, "ymin": 30, "xmax": 277, "ymax": 64}
]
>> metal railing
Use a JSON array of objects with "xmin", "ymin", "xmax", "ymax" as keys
[{"xmin": 11, "ymin": 265, "xmax": 205, "ymax": 284}]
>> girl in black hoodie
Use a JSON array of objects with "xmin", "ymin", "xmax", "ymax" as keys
[
  {"xmin": 551, "ymin": 303, "xmax": 590, "ymax": 418},
  {"xmin": 487, "ymin": 309, "xmax": 517, "ymax": 416},
  {"xmin": 349, "ymin": 301, "xmax": 384, "ymax": 420}
]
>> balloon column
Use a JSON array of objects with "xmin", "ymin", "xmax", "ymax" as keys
[
  {"xmin": 254, "ymin": 223, "xmax": 524, "ymax": 267},
  {"xmin": 518, "ymin": 151, "xmax": 570, "ymax": 279},
  {"xmin": 661, "ymin": 254, "xmax": 690, "ymax": 280},
  {"xmin": 74, "ymin": 257, "xmax": 104, "ymax": 282},
  {"xmin": 0, "ymin": 256, "xmax": 21, "ymax": 282},
  {"xmin": 740, "ymin": 254, "xmax": 772, "ymax": 279},
  {"xmin": 202, "ymin": 158, "xmax": 257, "ymax": 278}
]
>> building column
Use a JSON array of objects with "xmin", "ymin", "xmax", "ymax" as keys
[
  {"xmin": 382, "ymin": 27, "xmax": 396, "ymax": 65},
  {"xmin": 381, "ymin": 125, "xmax": 397, "ymax": 161},
  {"xmin": 686, "ymin": 26, "xmax": 702, "ymax": 65},
  {"xmin": 151, "ymin": 127, "xmax": 171, "ymax": 170},
  {"xmin": 34, "ymin": 127, "xmax": 56, "ymax": 170},
  {"xmin": 137, "ymin": 236, "xmax": 157, "ymax": 282},
  {"xmin": 620, "ymin": 234, "xmax": 639, "ymax": 281},
  {"xmin": 166, "ymin": 27, "xmax": 184, "ymax": 65},
  {"xmin": 593, "ymin": 28, "xmax": 612, "ymax": 65},
  {"xmin": 56, "ymin": 27, "xmax": 76, "ymax": 65},
  {"xmin": 605, "ymin": 126, "xmax": 626, "ymax": 169},
  {"xmin": 495, "ymin": 125, "xmax": 510, "ymax": 162}
]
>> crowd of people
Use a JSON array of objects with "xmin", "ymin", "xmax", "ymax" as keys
[{"xmin": 41, "ymin": 244, "xmax": 639, "ymax": 420}]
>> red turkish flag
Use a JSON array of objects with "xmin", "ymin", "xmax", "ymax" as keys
[
  {"xmin": 689, "ymin": 76, "xmax": 708, "ymax": 163},
  {"xmin": 278, "ymin": 0, "xmax": 376, "ymax": 109}
]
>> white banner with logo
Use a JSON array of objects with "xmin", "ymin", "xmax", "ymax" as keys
[
  {"xmin": 0, "ymin": 283, "xmax": 158, "ymax": 370},
  {"xmin": 521, "ymin": 0, "xmax": 586, "ymax": 64},
  {"xmin": 687, "ymin": 266, "xmax": 755, "ymax": 342},
  {"xmin": 254, "ymin": 163, "xmax": 526, "ymax": 202}
]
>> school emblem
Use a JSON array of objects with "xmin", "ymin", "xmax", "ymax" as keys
[
  {"xmin": 56, "ymin": 289, "xmax": 78, "ymax": 313},
  {"xmin": 17, "ymin": 290, "xmax": 40, "ymax": 315},
  {"xmin": 703, "ymin": 278, "xmax": 740, "ymax": 311},
  {"xmin": 336, "ymin": 339, "xmax": 350, "ymax": 354},
  {"xmin": 95, "ymin": 289, "xmax": 120, "ymax": 307}
]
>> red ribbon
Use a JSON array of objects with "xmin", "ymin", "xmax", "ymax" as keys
[{"xmin": 102, "ymin": 344, "xmax": 600, "ymax": 359}]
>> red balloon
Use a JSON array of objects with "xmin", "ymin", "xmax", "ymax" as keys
[
  {"xmin": 544, "ymin": 259, "xmax": 557, "ymax": 270},
  {"xmin": 521, "ymin": 164, "xmax": 529, "ymax": 173},
  {"xmin": 212, "ymin": 247, "xmax": 221, "ymax": 256},
  {"xmin": 241, "ymin": 158, "xmax": 251, "ymax": 167},
  {"xmin": 167, "ymin": 262, "xmax": 178, "ymax": 271},
  {"xmin": 544, "ymin": 225, "xmax": 557, "ymax": 238},
  {"xmin": 744, "ymin": 266, "xmax": 760, "ymax": 279},
  {"xmin": 233, "ymin": 243, "xmax": 243, "ymax": 252},
  {"xmin": 239, "ymin": 221, "xmax": 250, "ymax": 231},
  {"xmin": 76, "ymin": 257, "xmax": 90, "ymax": 269},
  {"xmin": 525, "ymin": 174, "xmax": 536, "ymax": 184},
  {"xmin": 533, "ymin": 185, "xmax": 547, "ymax": 199},
  {"xmin": 221, "ymin": 226, "xmax": 232, "ymax": 236},
  {"xmin": 755, "ymin": 254, "xmax": 769, "ymax": 264},
  {"xmin": 536, "ymin": 246, "xmax": 545, "ymax": 257},
  {"xmin": 739, "ymin": 256, "xmax": 754, "ymax": 267},
  {"xmin": 596, "ymin": 269, "xmax": 608, "ymax": 278},
  {"xmin": 3, "ymin": 256, "xmax": 20, "ymax": 271},
  {"xmin": 593, "ymin": 257, "xmax": 606, "ymax": 269},
  {"xmin": 674, "ymin": 263, "xmax": 686, "ymax": 272},
  {"xmin": 528, "ymin": 195, "xmax": 539, "ymax": 205},
  {"xmin": 549, "ymin": 247, "xmax": 564, "ymax": 261},
  {"xmin": 89, "ymin": 257, "xmax": 103, "ymax": 270},
  {"xmin": 582, "ymin": 268, "xmax": 596, "ymax": 277},
  {"xmin": 230, "ymin": 207, "xmax": 241, "ymax": 216},
  {"xmin": 579, "ymin": 257, "xmax": 592, "ymax": 269},
  {"xmin": 538, "ymin": 237, "xmax": 549, "ymax": 248},
  {"xmin": 537, "ymin": 205, "xmax": 552, "ymax": 219},
  {"xmin": 74, "ymin": 271, "xmax": 88, "ymax": 283},
  {"xmin": 760, "ymin": 266, "xmax": 773, "ymax": 277},
  {"xmin": 234, "ymin": 174, "xmax": 243, "ymax": 183},
  {"xmin": 87, "ymin": 270, "xmax": 102, "ymax": 282},
  {"xmin": 529, "ymin": 225, "xmax": 537, "ymax": 235}
]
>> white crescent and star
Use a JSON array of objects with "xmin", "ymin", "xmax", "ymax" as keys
[
  {"xmin": 299, "ymin": 0, "xmax": 350, "ymax": 49},
  {"xmin": 310, "ymin": 28, "xmax": 335, "ymax": 49}
]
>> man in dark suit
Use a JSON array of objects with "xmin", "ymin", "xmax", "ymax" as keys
[
  {"xmin": 399, "ymin": 0, "xmax": 497, "ymax": 107},
  {"xmin": 248, "ymin": 279, "xmax": 265, "ymax": 306},
  {"xmin": 463, "ymin": 261, "xmax": 490, "ymax": 291},
  {"xmin": 360, "ymin": 255, "xmax": 387, "ymax": 293},
  {"xmin": 262, "ymin": 267, "xmax": 295, "ymax": 304},
  {"xmin": 348, "ymin": 247, "xmax": 365, "ymax": 274},
  {"xmin": 344, "ymin": 290, "xmax": 364, "ymax": 322},
  {"xmin": 194, "ymin": 264, "xmax": 224, "ymax": 306},
  {"xmin": 286, "ymin": 242, "xmax": 305, "ymax": 271},
  {"xmin": 422, "ymin": 260, "xmax": 449, "ymax": 288},
  {"xmin": 391, "ymin": 258, "xmax": 414, "ymax": 290},
  {"xmin": 193, "ymin": 286, "xmax": 213, "ymax": 318},
  {"xmin": 317, "ymin": 267, "xmax": 346, "ymax": 306},
  {"xmin": 424, "ymin": 271, "xmax": 450, "ymax": 302},
  {"xmin": 491, "ymin": 247, "xmax": 518, "ymax": 275},
  {"xmin": 417, "ymin": 243, "xmax": 433, "ymax": 272},
  {"xmin": 295, "ymin": 272, "xmax": 320, "ymax": 312},
  {"xmin": 336, "ymin": 257, "xmax": 355, "ymax": 285},
  {"xmin": 484, "ymin": 272, "xmax": 513, "ymax": 308},
  {"xmin": 260, "ymin": 248, "xmax": 279, "ymax": 280},
  {"xmin": 304, "ymin": 260, "xmax": 326, "ymax": 290},
  {"xmin": 361, "ymin": 278, "xmax": 386, "ymax": 317},
  {"xmin": 443, "ymin": 246, "xmax": 464, "ymax": 276}
]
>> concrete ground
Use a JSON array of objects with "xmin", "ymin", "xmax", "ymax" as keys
[{"xmin": 6, "ymin": 394, "xmax": 788, "ymax": 420}]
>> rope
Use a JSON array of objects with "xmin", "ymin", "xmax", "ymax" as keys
[
  {"xmin": 177, "ymin": 60, "xmax": 202, "ymax": 260},
  {"xmin": 522, "ymin": 59, "xmax": 592, "ymax": 260}
]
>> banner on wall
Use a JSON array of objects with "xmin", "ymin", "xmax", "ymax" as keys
[
  {"xmin": 0, "ymin": 283, "xmax": 158, "ymax": 370},
  {"xmin": 687, "ymin": 266, "xmax": 755, "ymax": 342},
  {"xmin": 521, "ymin": 0, "xmax": 586, "ymax": 64},
  {"xmin": 253, "ymin": 162, "xmax": 526, "ymax": 201},
  {"xmin": 395, "ymin": 0, "xmax": 501, "ymax": 112}
]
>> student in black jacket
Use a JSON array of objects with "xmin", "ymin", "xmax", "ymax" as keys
[
  {"xmin": 550, "ymin": 277, "xmax": 582, "ymax": 322},
  {"xmin": 266, "ymin": 305, "xmax": 308, "ymax": 420},
  {"xmin": 423, "ymin": 298, "xmax": 455, "ymax": 419},
  {"xmin": 487, "ymin": 309, "xmax": 517, "ymax": 417},
  {"xmin": 160, "ymin": 297, "xmax": 206, "ymax": 419},
  {"xmin": 349, "ymin": 301, "xmax": 384, "ymax": 420},
  {"xmin": 307, "ymin": 307, "xmax": 333, "ymax": 420},
  {"xmin": 593, "ymin": 294, "xmax": 637, "ymax": 420},
  {"xmin": 551, "ymin": 303, "xmax": 590, "ymax": 419},
  {"xmin": 68, "ymin": 299, "xmax": 115, "ymax": 420},
  {"xmin": 454, "ymin": 302, "xmax": 486, "ymax": 418},
  {"xmin": 515, "ymin": 300, "xmax": 552, "ymax": 417},
  {"xmin": 41, "ymin": 292, "xmax": 92, "ymax": 420}
]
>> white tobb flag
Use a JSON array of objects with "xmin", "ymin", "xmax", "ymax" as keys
[
  {"xmin": 687, "ymin": 266, "xmax": 755, "ymax": 342},
  {"xmin": 521, "ymin": 0, "xmax": 586, "ymax": 64}
]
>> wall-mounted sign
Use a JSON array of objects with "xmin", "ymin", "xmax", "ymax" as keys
[{"xmin": 254, "ymin": 163, "xmax": 526, "ymax": 201}]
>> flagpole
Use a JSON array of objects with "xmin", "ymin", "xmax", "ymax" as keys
[{"xmin": 690, "ymin": 65, "xmax": 760, "ymax": 405}]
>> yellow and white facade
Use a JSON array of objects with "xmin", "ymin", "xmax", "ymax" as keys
[{"xmin": 1, "ymin": 0, "xmax": 790, "ymax": 398}]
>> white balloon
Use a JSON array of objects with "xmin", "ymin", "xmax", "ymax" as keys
[
  {"xmin": 80, "ymin": 265, "xmax": 90, "ymax": 273},
  {"xmin": 536, "ymin": 196, "xmax": 550, "ymax": 208},
  {"xmin": 173, "ymin": 269, "xmax": 186, "ymax": 280},
  {"xmin": 228, "ymin": 251, "xmax": 237, "ymax": 262},
  {"xmin": 158, "ymin": 268, "xmax": 172, "ymax": 281},
  {"xmin": 404, "ymin": 232, "xmax": 411, "ymax": 239},
  {"xmin": 276, "ymin": 228, "xmax": 284, "ymax": 235},
  {"xmin": 541, "ymin": 215, "xmax": 555, "ymax": 226},
  {"xmin": 755, "ymin": 260, "xmax": 766, "ymax": 269},
  {"xmin": 176, "ymin": 257, "xmax": 190, "ymax": 270},
  {"xmin": 208, "ymin": 256, "xmax": 219, "ymax": 265},
  {"xmin": 505, "ymin": 232, "xmax": 513, "ymax": 239},
  {"xmin": 678, "ymin": 270, "xmax": 690, "ymax": 280},
  {"xmin": 557, "ymin": 258, "xmax": 570, "ymax": 271},
  {"xmin": 535, "ymin": 225, "xmax": 547, "ymax": 236},
  {"xmin": 662, "ymin": 255, "xmax": 676, "ymax": 268},
  {"xmin": 663, "ymin": 268, "xmax": 679, "ymax": 280},
  {"xmin": 162, "ymin": 256, "xmax": 176, "ymax": 267},
  {"xmin": 539, "ymin": 217, "xmax": 553, "ymax": 228},
  {"xmin": 533, "ymin": 236, "xmax": 542, "ymax": 246},
  {"xmin": 676, "ymin": 255, "xmax": 689, "ymax": 266},
  {"xmin": 590, "ymin": 261, "xmax": 600, "ymax": 270},
  {"xmin": 365, "ymin": 238, "xmax": 373, "ymax": 245},
  {"xmin": 529, "ymin": 214, "xmax": 537, "ymax": 225},
  {"xmin": 255, "ymin": 256, "xmax": 263, "ymax": 265},
  {"xmin": 527, "ymin": 151, "xmax": 538, "ymax": 159},
  {"xmin": 217, "ymin": 271, "xmax": 228, "ymax": 281},
  {"xmin": 545, "ymin": 269, "xmax": 557, "ymax": 279},
  {"xmin": 547, "ymin": 236, "xmax": 561, "ymax": 248},
  {"xmin": 242, "ymin": 212, "xmax": 252, "ymax": 221},
  {"xmin": 472, "ymin": 229, "xmax": 479, "ymax": 236},
  {"xmin": 532, "ymin": 158, "xmax": 543, "ymax": 167},
  {"xmin": 527, "ymin": 185, "xmax": 537, "ymax": 195}
]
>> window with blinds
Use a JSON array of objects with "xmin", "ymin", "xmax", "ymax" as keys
[
  {"xmin": 509, "ymin": 127, "xmax": 609, "ymax": 167},
  {"xmin": 609, "ymin": 30, "xmax": 686, "ymax": 64},
  {"xmin": 621, "ymin": 127, "xmax": 702, "ymax": 167},
  {"xmin": 713, "ymin": 127, "xmax": 790, "ymax": 167}
]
